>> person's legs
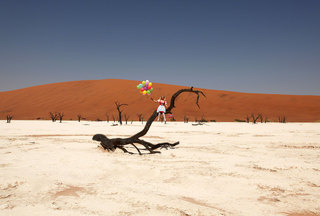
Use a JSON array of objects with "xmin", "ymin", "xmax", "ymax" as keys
[
  {"xmin": 162, "ymin": 113, "xmax": 166, "ymax": 123},
  {"xmin": 157, "ymin": 112, "xmax": 161, "ymax": 121}
]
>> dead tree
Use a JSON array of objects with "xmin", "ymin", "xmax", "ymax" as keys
[
  {"xmin": 278, "ymin": 116, "xmax": 286, "ymax": 123},
  {"xmin": 93, "ymin": 87, "xmax": 205, "ymax": 155},
  {"xmin": 258, "ymin": 114, "xmax": 264, "ymax": 123},
  {"xmin": 112, "ymin": 115, "xmax": 115, "ymax": 123},
  {"xmin": 105, "ymin": 113, "xmax": 109, "ymax": 123},
  {"xmin": 6, "ymin": 115, "xmax": 13, "ymax": 123},
  {"xmin": 137, "ymin": 114, "xmax": 143, "ymax": 124},
  {"xmin": 115, "ymin": 102, "xmax": 128, "ymax": 125},
  {"xmin": 77, "ymin": 114, "xmax": 82, "ymax": 122},
  {"xmin": 49, "ymin": 112, "xmax": 58, "ymax": 122},
  {"xmin": 137, "ymin": 114, "xmax": 142, "ymax": 121},
  {"xmin": 246, "ymin": 115, "xmax": 250, "ymax": 123},
  {"xmin": 251, "ymin": 114, "xmax": 261, "ymax": 124},
  {"xmin": 264, "ymin": 116, "xmax": 268, "ymax": 123},
  {"xmin": 184, "ymin": 115, "xmax": 189, "ymax": 123},
  {"xmin": 124, "ymin": 113, "xmax": 129, "ymax": 125},
  {"xmin": 58, "ymin": 112, "xmax": 64, "ymax": 123}
]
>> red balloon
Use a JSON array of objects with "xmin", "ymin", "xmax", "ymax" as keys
[
  {"xmin": 147, "ymin": 86, "xmax": 151, "ymax": 90},
  {"xmin": 140, "ymin": 88, "xmax": 144, "ymax": 92}
]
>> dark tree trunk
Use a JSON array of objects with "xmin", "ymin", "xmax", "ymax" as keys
[
  {"xmin": 93, "ymin": 87, "xmax": 205, "ymax": 155},
  {"xmin": 115, "ymin": 102, "xmax": 128, "ymax": 125},
  {"xmin": 124, "ymin": 114, "xmax": 129, "ymax": 125},
  {"xmin": 184, "ymin": 115, "xmax": 189, "ymax": 123},
  {"xmin": 246, "ymin": 115, "xmax": 250, "ymax": 123},
  {"xmin": 49, "ymin": 112, "xmax": 58, "ymax": 122},
  {"xmin": 106, "ymin": 113, "xmax": 109, "ymax": 123},
  {"xmin": 251, "ymin": 114, "xmax": 261, "ymax": 124},
  {"xmin": 58, "ymin": 112, "xmax": 64, "ymax": 123},
  {"xmin": 259, "ymin": 114, "xmax": 263, "ymax": 123},
  {"xmin": 6, "ymin": 115, "xmax": 13, "ymax": 123},
  {"xmin": 278, "ymin": 116, "xmax": 286, "ymax": 123}
]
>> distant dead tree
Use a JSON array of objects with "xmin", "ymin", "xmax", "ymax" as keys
[
  {"xmin": 6, "ymin": 114, "xmax": 13, "ymax": 123},
  {"xmin": 49, "ymin": 112, "xmax": 58, "ymax": 122},
  {"xmin": 93, "ymin": 87, "xmax": 205, "ymax": 155},
  {"xmin": 258, "ymin": 114, "xmax": 264, "ymax": 123},
  {"xmin": 58, "ymin": 112, "xmax": 64, "ymax": 123},
  {"xmin": 115, "ymin": 101, "xmax": 128, "ymax": 125},
  {"xmin": 278, "ymin": 116, "xmax": 286, "ymax": 123},
  {"xmin": 246, "ymin": 115, "xmax": 250, "ymax": 123},
  {"xmin": 184, "ymin": 115, "xmax": 189, "ymax": 123},
  {"xmin": 264, "ymin": 116, "xmax": 268, "ymax": 123},
  {"xmin": 251, "ymin": 113, "xmax": 261, "ymax": 124},
  {"xmin": 200, "ymin": 115, "xmax": 208, "ymax": 122},
  {"xmin": 112, "ymin": 115, "xmax": 115, "ymax": 123},
  {"xmin": 124, "ymin": 113, "xmax": 129, "ymax": 125},
  {"xmin": 105, "ymin": 113, "xmax": 109, "ymax": 123},
  {"xmin": 137, "ymin": 114, "xmax": 143, "ymax": 124},
  {"xmin": 77, "ymin": 114, "xmax": 82, "ymax": 122}
]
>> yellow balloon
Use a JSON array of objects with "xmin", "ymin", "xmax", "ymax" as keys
[
  {"xmin": 143, "ymin": 90, "xmax": 147, "ymax": 95},
  {"xmin": 148, "ymin": 82, "xmax": 152, "ymax": 87},
  {"xmin": 142, "ymin": 81, "xmax": 145, "ymax": 86}
]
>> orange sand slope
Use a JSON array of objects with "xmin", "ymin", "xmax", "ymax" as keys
[{"xmin": 0, "ymin": 79, "xmax": 319, "ymax": 122}]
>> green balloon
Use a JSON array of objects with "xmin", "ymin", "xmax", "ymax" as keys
[
  {"xmin": 147, "ymin": 90, "xmax": 150, "ymax": 94},
  {"xmin": 150, "ymin": 87, "xmax": 153, "ymax": 91}
]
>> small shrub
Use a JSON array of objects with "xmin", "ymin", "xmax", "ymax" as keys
[
  {"xmin": 234, "ymin": 119, "xmax": 246, "ymax": 122},
  {"xmin": 199, "ymin": 117, "xmax": 208, "ymax": 122}
]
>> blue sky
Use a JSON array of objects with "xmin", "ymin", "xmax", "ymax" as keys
[{"xmin": 0, "ymin": 0, "xmax": 319, "ymax": 95}]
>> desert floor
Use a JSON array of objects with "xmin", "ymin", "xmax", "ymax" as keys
[{"xmin": 0, "ymin": 121, "xmax": 320, "ymax": 216}]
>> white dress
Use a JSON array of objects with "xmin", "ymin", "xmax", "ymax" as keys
[{"xmin": 157, "ymin": 100, "xmax": 167, "ymax": 113}]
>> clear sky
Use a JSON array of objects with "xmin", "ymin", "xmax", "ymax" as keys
[{"xmin": 0, "ymin": 0, "xmax": 319, "ymax": 95}]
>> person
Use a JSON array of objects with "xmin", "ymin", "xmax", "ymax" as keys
[{"xmin": 151, "ymin": 96, "xmax": 168, "ymax": 122}]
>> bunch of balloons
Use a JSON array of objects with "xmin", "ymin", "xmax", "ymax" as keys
[{"xmin": 137, "ymin": 80, "xmax": 153, "ymax": 95}]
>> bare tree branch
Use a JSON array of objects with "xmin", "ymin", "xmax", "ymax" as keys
[{"xmin": 93, "ymin": 87, "xmax": 205, "ymax": 155}]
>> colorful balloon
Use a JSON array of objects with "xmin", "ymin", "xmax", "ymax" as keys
[{"xmin": 137, "ymin": 80, "xmax": 153, "ymax": 95}]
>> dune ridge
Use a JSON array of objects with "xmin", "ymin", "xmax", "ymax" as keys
[{"xmin": 0, "ymin": 79, "xmax": 319, "ymax": 122}]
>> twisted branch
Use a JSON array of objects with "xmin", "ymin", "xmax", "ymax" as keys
[{"xmin": 93, "ymin": 87, "xmax": 205, "ymax": 154}]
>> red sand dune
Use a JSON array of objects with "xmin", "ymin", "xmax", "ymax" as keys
[{"xmin": 0, "ymin": 79, "xmax": 319, "ymax": 122}]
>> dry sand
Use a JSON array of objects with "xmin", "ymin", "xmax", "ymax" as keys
[{"xmin": 0, "ymin": 120, "xmax": 320, "ymax": 216}]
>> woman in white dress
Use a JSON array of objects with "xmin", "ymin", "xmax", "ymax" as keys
[{"xmin": 151, "ymin": 96, "xmax": 168, "ymax": 122}]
